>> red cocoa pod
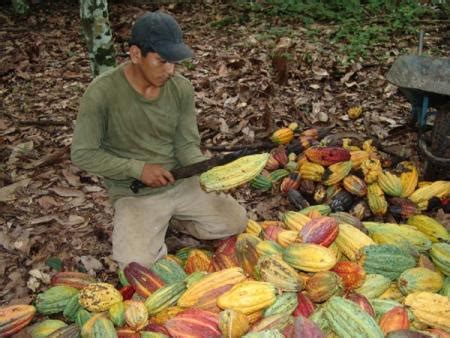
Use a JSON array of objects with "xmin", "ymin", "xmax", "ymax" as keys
[
  {"xmin": 124, "ymin": 262, "xmax": 165, "ymax": 298},
  {"xmin": 194, "ymin": 284, "xmax": 234, "ymax": 313},
  {"xmin": 386, "ymin": 330, "xmax": 431, "ymax": 338},
  {"xmin": 271, "ymin": 146, "xmax": 288, "ymax": 166},
  {"xmin": 208, "ymin": 253, "xmax": 239, "ymax": 272},
  {"xmin": 389, "ymin": 197, "xmax": 418, "ymax": 219},
  {"xmin": 119, "ymin": 285, "xmax": 135, "ymax": 301},
  {"xmin": 293, "ymin": 292, "xmax": 315, "ymax": 318},
  {"xmin": 265, "ymin": 154, "xmax": 280, "ymax": 170},
  {"xmin": 165, "ymin": 308, "xmax": 221, "ymax": 338},
  {"xmin": 299, "ymin": 216, "xmax": 339, "ymax": 247},
  {"xmin": 143, "ymin": 323, "xmax": 171, "ymax": 336},
  {"xmin": 344, "ymin": 291, "xmax": 375, "ymax": 317},
  {"xmin": 214, "ymin": 236, "xmax": 237, "ymax": 256},
  {"xmin": 293, "ymin": 315, "xmax": 325, "ymax": 338},
  {"xmin": 264, "ymin": 225, "xmax": 284, "ymax": 241},
  {"xmin": 331, "ymin": 261, "xmax": 366, "ymax": 289},
  {"xmin": 283, "ymin": 323, "xmax": 295, "ymax": 338},
  {"xmin": 379, "ymin": 306, "xmax": 409, "ymax": 335}
]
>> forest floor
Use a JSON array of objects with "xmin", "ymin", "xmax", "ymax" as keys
[{"xmin": 0, "ymin": 1, "xmax": 449, "ymax": 306}]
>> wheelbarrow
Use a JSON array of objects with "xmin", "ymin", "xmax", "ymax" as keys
[{"xmin": 386, "ymin": 54, "xmax": 450, "ymax": 180}]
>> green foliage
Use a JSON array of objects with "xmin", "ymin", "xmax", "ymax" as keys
[
  {"xmin": 12, "ymin": 0, "xmax": 30, "ymax": 16},
  {"xmin": 234, "ymin": 0, "xmax": 435, "ymax": 60},
  {"xmin": 255, "ymin": 26, "xmax": 292, "ymax": 42},
  {"xmin": 181, "ymin": 59, "xmax": 196, "ymax": 71}
]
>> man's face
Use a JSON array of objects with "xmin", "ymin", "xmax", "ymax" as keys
[{"xmin": 136, "ymin": 50, "xmax": 176, "ymax": 87}]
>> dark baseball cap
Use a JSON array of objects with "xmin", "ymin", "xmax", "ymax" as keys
[{"xmin": 130, "ymin": 11, "xmax": 193, "ymax": 63}]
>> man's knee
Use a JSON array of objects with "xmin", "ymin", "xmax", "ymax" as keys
[
  {"xmin": 219, "ymin": 200, "xmax": 247, "ymax": 236},
  {"xmin": 114, "ymin": 245, "xmax": 167, "ymax": 269}
]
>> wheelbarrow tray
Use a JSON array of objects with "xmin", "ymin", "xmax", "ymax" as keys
[{"xmin": 386, "ymin": 55, "xmax": 450, "ymax": 103}]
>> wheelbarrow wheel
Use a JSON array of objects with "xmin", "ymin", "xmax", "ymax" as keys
[{"xmin": 423, "ymin": 104, "xmax": 450, "ymax": 180}]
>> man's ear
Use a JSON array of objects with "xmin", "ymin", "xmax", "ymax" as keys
[{"xmin": 129, "ymin": 45, "xmax": 142, "ymax": 64}]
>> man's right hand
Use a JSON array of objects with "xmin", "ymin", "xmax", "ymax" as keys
[{"xmin": 140, "ymin": 164, "xmax": 175, "ymax": 188}]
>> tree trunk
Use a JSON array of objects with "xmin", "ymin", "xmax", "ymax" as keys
[
  {"xmin": 12, "ymin": 0, "xmax": 30, "ymax": 16},
  {"xmin": 80, "ymin": 0, "xmax": 116, "ymax": 77}
]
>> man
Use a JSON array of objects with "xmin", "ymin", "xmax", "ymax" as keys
[{"xmin": 71, "ymin": 11, "xmax": 247, "ymax": 268}]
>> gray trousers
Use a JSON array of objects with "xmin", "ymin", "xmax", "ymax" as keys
[{"xmin": 112, "ymin": 176, "xmax": 247, "ymax": 268}]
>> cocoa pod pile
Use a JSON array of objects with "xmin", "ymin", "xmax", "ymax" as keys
[{"xmin": 1, "ymin": 128, "xmax": 449, "ymax": 338}]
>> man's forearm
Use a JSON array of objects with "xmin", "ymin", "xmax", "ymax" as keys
[{"xmin": 71, "ymin": 147, "xmax": 145, "ymax": 180}]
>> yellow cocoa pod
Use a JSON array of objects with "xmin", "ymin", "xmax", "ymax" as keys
[
  {"xmin": 217, "ymin": 281, "xmax": 277, "ymax": 315},
  {"xmin": 79, "ymin": 283, "xmax": 122, "ymax": 312},
  {"xmin": 404, "ymin": 292, "xmax": 450, "ymax": 332},
  {"xmin": 283, "ymin": 243, "xmax": 336, "ymax": 272}
]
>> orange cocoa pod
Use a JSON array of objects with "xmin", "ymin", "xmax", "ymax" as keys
[
  {"xmin": 259, "ymin": 220, "xmax": 285, "ymax": 229},
  {"xmin": 305, "ymin": 146, "xmax": 351, "ymax": 166},
  {"xmin": 306, "ymin": 271, "xmax": 343, "ymax": 303},
  {"xmin": 300, "ymin": 128, "xmax": 319, "ymax": 139},
  {"xmin": 331, "ymin": 261, "xmax": 366, "ymax": 289},
  {"xmin": 235, "ymin": 238, "xmax": 259, "ymax": 278},
  {"xmin": 246, "ymin": 310, "xmax": 263, "ymax": 325},
  {"xmin": 0, "ymin": 304, "xmax": 36, "ymax": 337},
  {"xmin": 428, "ymin": 328, "xmax": 450, "ymax": 338},
  {"xmin": 51, "ymin": 271, "xmax": 96, "ymax": 289},
  {"xmin": 116, "ymin": 326, "xmax": 140, "ymax": 338},
  {"xmin": 280, "ymin": 173, "xmax": 301, "ymax": 193},
  {"xmin": 379, "ymin": 306, "xmax": 409, "ymax": 335},
  {"xmin": 184, "ymin": 249, "xmax": 212, "ymax": 274},
  {"xmin": 307, "ymin": 210, "xmax": 323, "ymax": 219}
]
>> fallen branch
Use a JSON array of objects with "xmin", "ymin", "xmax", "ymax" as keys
[
  {"xmin": 22, "ymin": 147, "xmax": 69, "ymax": 169},
  {"xmin": 205, "ymin": 142, "xmax": 272, "ymax": 152},
  {"xmin": 18, "ymin": 119, "xmax": 68, "ymax": 126}
]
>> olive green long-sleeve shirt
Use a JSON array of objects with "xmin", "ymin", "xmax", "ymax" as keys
[{"xmin": 71, "ymin": 63, "xmax": 205, "ymax": 203}]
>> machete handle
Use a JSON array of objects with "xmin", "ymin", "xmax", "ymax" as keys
[{"xmin": 130, "ymin": 179, "xmax": 146, "ymax": 193}]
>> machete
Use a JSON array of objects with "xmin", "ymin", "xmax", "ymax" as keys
[
  {"xmin": 130, "ymin": 144, "xmax": 269, "ymax": 193},
  {"xmin": 129, "ymin": 137, "xmax": 316, "ymax": 193}
]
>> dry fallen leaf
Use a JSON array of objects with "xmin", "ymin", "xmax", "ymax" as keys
[
  {"xmin": 0, "ymin": 179, "xmax": 31, "ymax": 202},
  {"xmin": 37, "ymin": 195, "xmax": 61, "ymax": 209},
  {"xmin": 50, "ymin": 186, "xmax": 85, "ymax": 198},
  {"xmin": 80, "ymin": 255, "xmax": 103, "ymax": 273},
  {"xmin": 62, "ymin": 168, "xmax": 81, "ymax": 187},
  {"xmin": 30, "ymin": 215, "xmax": 57, "ymax": 225}
]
